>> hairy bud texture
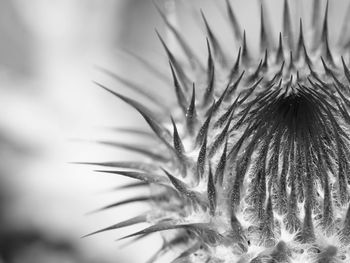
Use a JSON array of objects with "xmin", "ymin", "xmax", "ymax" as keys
[{"xmin": 87, "ymin": 0, "xmax": 350, "ymax": 262}]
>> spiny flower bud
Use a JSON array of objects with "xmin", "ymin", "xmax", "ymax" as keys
[{"xmin": 84, "ymin": 0, "xmax": 350, "ymax": 262}]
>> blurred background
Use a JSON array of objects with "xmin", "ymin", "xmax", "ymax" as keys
[
  {"xmin": 0, "ymin": 0, "xmax": 167, "ymax": 262},
  {"xmin": 0, "ymin": 0, "xmax": 349, "ymax": 262}
]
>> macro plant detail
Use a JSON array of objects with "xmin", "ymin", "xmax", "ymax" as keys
[{"xmin": 85, "ymin": 0, "xmax": 350, "ymax": 262}]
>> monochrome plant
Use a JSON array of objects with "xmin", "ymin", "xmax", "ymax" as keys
[{"xmin": 85, "ymin": 0, "xmax": 350, "ymax": 262}]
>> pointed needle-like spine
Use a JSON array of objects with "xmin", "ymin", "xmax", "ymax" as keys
[
  {"xmin": 118, "ymin": 222, "xmax": 182, "ymax": 241},
  {"xmin": 169, "ymin": 62, "xmax": 188, "ymax": 113},
  {"xmin": 87, "ymin": 195, "xmax": 154, "ymax": 214},
  {"xmin": 228, "ymin": 70, "xmax": 245, "ymax": 99},
  {"xmin": 154, "ymin": 2, "xmax": 204, "ymax": 70},
  {"xmin": 242, "ymin": 30, "xmax": 250, "ymax": 65},
  {"xmin": 197, "ymin": 131, "xmax": 208, "ymax": 181},
  {"xmin": 82, "ymin": 214, "xmax": 147, "ymax": 238},
  {"xmin": 229, "ymin": 47, "xmax": 241, "ymax": 81},
  {"xmin": 320, "ymin": 0, "xmax": 334, "ymax": 65},
  {"xmin": 216, "ymin": 94, "xmax": 240, "ymax": 128},
  {"xmin": 276, "ymin": 32, "xmax": 284, "ymax": 63},
  {"xmin": 296, "ymin": 19, "xmax": 311, "ymax": 65},
  {"xmin": 95, "ymin": 140, "xmax": 169, "ymax": 162},
  {"xmin": 201, "ymin": 10, "xmax": 226, "ymax": 65},
  {"xmin": 156, "ymin": 30, "xmax": 190, "ymax": 90},
  {"xmin": 186, "ymin": 84, "xmax": 198, "ymax": 135},
  {"xmin": 288, "ymin": 51, "xmax": 294, "ymax": 70},
  {"xmin": 171, "ymin": 117, "xmax": 185, "ymax": 159},
  {"xmin": 208, "ymin": 114, "xmax": 232, "ymax": 158},
  {"xmin": 94, "ymin": 169, "xmax": 169, "ymax": 185},
  {"xmin": 163, "ymin": 169, "xmax": 202, "ymax": 204},
  {"xmin": 96, "ymin": 83, "xmax": 172, "ymax": 144},
  {"xmin": 96, "ymin": 66, "xmax": 167, "ymax": 110},
  {"xmin": 207, "ymin": 164, "xmax": 217, "ymax": 216},
  {"xmin": 203, "ymin": 39, "xmax": 215, "ymax": 106},
  {"xmin": 215, "ymin": 138, "xmax": 228, "ymax": 186},
  {"xmin": 262, "ymin": 49, "xmax": 268, "ymax": 70},
  {"xmin": 196, "ymin": 103, "xmax": 215, "ymax": 149}
]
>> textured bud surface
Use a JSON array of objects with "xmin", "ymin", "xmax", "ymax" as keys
[{"xmin": 86, "ymin": 1, "xmax": 350, "ymax": 262}]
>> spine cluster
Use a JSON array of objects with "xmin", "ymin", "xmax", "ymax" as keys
[{"xmin": 85, "ymin": 0, "xmax": 350, "ymax": 262}]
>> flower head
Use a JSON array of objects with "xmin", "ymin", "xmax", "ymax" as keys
[{"xmin": 87, "ymin": 0, "xmax": 350, "ymax": 262}]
